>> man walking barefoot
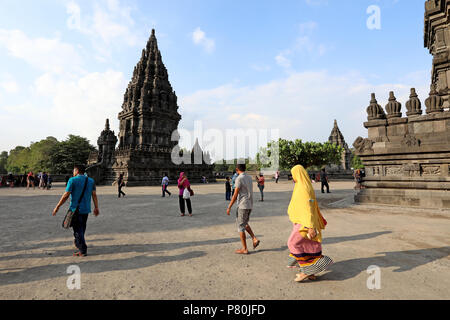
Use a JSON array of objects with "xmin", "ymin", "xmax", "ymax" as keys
[
  {"xmin": 52, "ymin": 164, "xmax": 99, "ymax": 257},
  {"xmin": 226, "ymin": 164, "xmax": 260, "ymax": 254}
]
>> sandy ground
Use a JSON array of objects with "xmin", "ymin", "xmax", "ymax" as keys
[{"xmin": 0, "ymin": 180, "xmax": 449, "ymax": 300}]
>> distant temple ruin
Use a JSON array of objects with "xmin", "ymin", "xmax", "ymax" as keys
[
  {"xmin": 87, "ymin": 30, "xmax": 214, "ymax": 186},
  {"xmin": 326, "ymin": 120, "xmax": 353, "ymax": 179},
  {"xmin": 354, "ymin": 0, "xmax": 450, "ymax": 208}
]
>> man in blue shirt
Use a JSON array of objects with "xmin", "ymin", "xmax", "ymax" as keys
[{"xmin": 53, "ymin": 164, "xmax": 99, "ymax": 256}]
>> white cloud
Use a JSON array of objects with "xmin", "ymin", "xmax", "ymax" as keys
[
  {"xmin": 275, "ymin": 51, "xmax": 292, "ymax": 68},
  {"xmin": 305, "ymin": 0, "xmax": 328, "ymax": 6},
  {"xmin": 0, "ymin": 29, "xmax": 84, "ymax": 74},
  {"xmin": 192, "ymin": 27, "xmax": 215, "ymax": 53},
  {"xmin": 65, "ymin": 0, "xmax": 140, "ymax": 61},
  {"xmin": 0, "ymin": 80, "xmax": 19, "ymax": 93},
  {"xmin": 33, "ymin": 70, "xmax": 127, "ymax": 145},
  {"xmin": 251, "ymin": 64, "xmax": 271, "ymax": 72},
  {"xmin": 275, "ymin": 21, "xmax": 328, "ymax": 70}
]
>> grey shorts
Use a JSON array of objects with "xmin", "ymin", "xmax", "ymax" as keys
[{"xmin": 236, "ymin": 208, "xmax": 252, "ymax": 232}]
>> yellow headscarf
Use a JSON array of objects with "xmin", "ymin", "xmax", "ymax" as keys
[{"xmin": 287, "ymin": 165, "xmax": 327, "ymax": 242}]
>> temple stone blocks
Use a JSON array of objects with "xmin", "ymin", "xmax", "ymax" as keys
[{"xmin": 355, "ymin": 85, "xmax": 450, "ymax": 207}]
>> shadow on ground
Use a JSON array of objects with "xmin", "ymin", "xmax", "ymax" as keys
[
  {"xmin": 321, "ymin": 246, "xmax": 450, "ymax": 281},
  {"xmin": 0, "ymin": 251, "xmax": 206, "ymax": 286}
]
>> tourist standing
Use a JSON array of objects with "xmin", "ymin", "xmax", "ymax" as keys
[
  {"xmin": 38, "ymin": 172, "xmax": 44, "ymax": 189},
  {"xmin": 287, "ymin": 165, "xmax": 333, "ymax": 282},
  {"xmin": 226, "ymin": 164, "xmax": 260, "ymax": 255},
  {"xmin": 161, "ymin": 173, "xmax": 171, "ymax": 197},
  {"xmin": 43, "ymin": 172, "xmax": 48, "ymax": 189},
  {"xmin": 118, "ymin": 173, "xmax": 126, "ymax": 198},
  {"xmin": 320, "ymin": 168, "xmax": 330, "ymax": 194},
  {"xmin": 256, "ymin": 173, "xmax": 265, "ymax": 202},
  {"xmin": 225, "ymin": 176, "xmax": 231, "ymax": 201},
  {"xmin": 275, "ymin": 170, "xmax": 280, "ymax": 183},
  {"xmin": 27, "ymin": 171, "xmax": 35, "ymax": 190},
  {"xmin": 7, "ymin": 173, "xmax": 14, "ymax": 188},
  {"xmin": 47, "ymin": 173, "xmax": 52, "ymax": 190},
  {"xmin": 52, "ymin": 164, "xmax": 99, "ymax": 257},
  {"xmin": 354, "ymin": 169, "xmax": 362, "ymax": 190},
  {"xmin": 178, "ymin": 172, "xmax": 193, "ymax": 217}
]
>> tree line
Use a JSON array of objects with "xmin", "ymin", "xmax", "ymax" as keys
[
  {"xmin": 1, "ymin": 135, "xmax": 365, "ymax": 175},
  {"xmin": 214, "ymin": 138, "xmax": 364, "ymax": 172},
  {"xmin": 0, "ymin": 135, "xmax": 96, "ymax": 175}
]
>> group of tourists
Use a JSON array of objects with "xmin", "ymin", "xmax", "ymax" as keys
[
  {"xmin": 52, "ymin": 163, "xmax": 334, "ymax": 282},
  {"xmin": 0, "ymin": 171, "xmax": 52, "ymax": 190}
]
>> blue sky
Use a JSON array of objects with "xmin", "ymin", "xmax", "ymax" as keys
[{"xmin": 0, "ymin": 0, "xmax": 432, "ymax": 159}]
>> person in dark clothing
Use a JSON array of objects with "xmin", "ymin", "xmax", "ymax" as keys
[
  {"xmin": 320, "ymin": 168, "xmax": 330, "ymax": 194},
  {"xmin": 7, "ymin": 173, "xmax": 14, "ymax": 188},
  {"xmin": 43, "ymin": 172, "xmax": 48, "ymax": 189},
  {"xmin": 225, "ymin": 176, "xmax": 232, "ymax": 200},
  {"xmin": 118, "ymin": 173, "xmax": 126, "ymax": 198}
]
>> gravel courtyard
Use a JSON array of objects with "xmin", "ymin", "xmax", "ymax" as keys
[{"xmin": 0, "ymin": 180, "xmax": 449, "ymax": 300}]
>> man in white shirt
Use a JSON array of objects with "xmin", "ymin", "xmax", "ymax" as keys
[{"xmin": 161, "ymin": 173, "xmax": 171, "ymax": 197}]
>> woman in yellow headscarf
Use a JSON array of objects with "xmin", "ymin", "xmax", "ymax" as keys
[{"xmin": 287, "ymin": 165, "xmax": 333, "ymax": 282}]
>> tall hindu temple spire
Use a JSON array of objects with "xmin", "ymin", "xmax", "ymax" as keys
[{"xmin": 118, "ymin": 29, "xmax": 181, "ymax": 149}]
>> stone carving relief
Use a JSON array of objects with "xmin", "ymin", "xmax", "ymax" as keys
[
  {"xmin": 402, "ymin": 163, "xmax": 421, "ymax": 177},
  {"xmin": 421, "ymin": 165, "xmax": 441, "ymax": 175},
  {"xmin": 402, "ymin": 134, "xmax": 421, "ymax": 147},
  {"xmin": 385, "ymin": 166, "xmax": 403, "ymax": 176},
  {"xmin": 353, "ymin": 137, "xmax": 374, "ymax": 153}
]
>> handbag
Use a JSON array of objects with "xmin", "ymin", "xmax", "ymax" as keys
[
  {"xmin": 183, "ymin": 187, "xmax": 191, "ymax": 199},
  {"xmin": 62, "ymin": 176, "xmax": 89, "ymax": 229}
]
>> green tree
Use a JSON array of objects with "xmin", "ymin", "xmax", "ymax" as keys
[
  {"xmin": 28, "ymin": 137, "xmax": 59, "ymax": 172},
  {"xmin": 6, "ymin": 146, "xmax": 30, "ymax": 173},
  {"xmin": 351, "ymin": 152, "xmax": 365, "ymax": 169},
  {"xmin": 0, "ymin": 151, "xmax": 8, "ymax": 174},
  {"xmin": 258, "ymin": 138, "xmax": 343, "ymax": 170},
  {"xmin": 49, "ymin": 135, "xmax": 96, "ymax": 174}
]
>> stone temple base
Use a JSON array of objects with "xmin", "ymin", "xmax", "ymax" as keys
[{"xmin": 355, "ymin": 188, "xmax": 450, "ymax": 209}]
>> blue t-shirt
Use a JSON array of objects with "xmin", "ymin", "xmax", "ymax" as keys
[{"xmin": 66, "ymin": 175, "xmax": 96, "ymax": 214}]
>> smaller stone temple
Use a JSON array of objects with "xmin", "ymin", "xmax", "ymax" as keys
[{"xmin": 325, "ymin": 120, "xmax": 353, "ymax": 179}]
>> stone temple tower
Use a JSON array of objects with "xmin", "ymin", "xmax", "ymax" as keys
[
  {"xmin": 87, "ymin": 29, "xmax": 214, "ymax": 185},
  {"xmin": 328, "ymin": 120, "xmax": 352, "ymax": 170},
  {"xmin": 117, "ymin": 29, "xmax": 181, "ymax": 151},
  {"xmin": 424, "ymin": 0, "xmax": 450, "ymax": 109}
]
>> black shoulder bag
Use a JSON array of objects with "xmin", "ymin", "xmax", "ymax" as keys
[{"xmin": 62, "ymin": 177, "xmax": 89, "ymax": 229}]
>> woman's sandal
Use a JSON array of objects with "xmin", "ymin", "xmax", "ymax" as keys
[{"xmin": 295, "ymin": 274, "xmax": 317, "ymax": 282}]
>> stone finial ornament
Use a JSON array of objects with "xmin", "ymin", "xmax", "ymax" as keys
[
  {"xmin": 385, "ymin": 91, "xmax": 402, "ymax": 118},
  {"xmin": 405, "ymin": 88, "xmax": 422, "ymax": 116},
  {"xmin": 425, "ymin": 84, "xmax": 444, "ymax": 114},
  {"xmin": 366, "ymin": 93, "xmax": 386, "ymax": 121}
]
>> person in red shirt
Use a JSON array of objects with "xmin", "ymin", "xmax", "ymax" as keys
[{"xmin": 255, "ymin": 173, "xmax": 265, "ymax": 202}]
